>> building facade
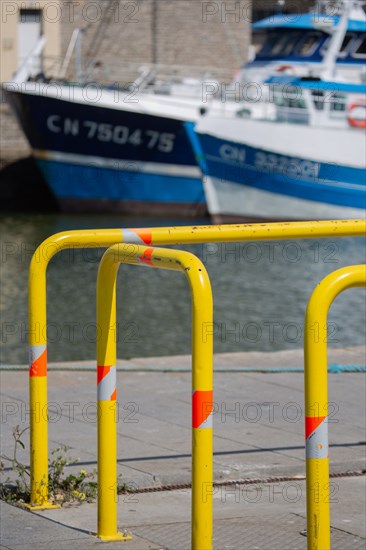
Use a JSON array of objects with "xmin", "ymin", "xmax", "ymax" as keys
[
  {"xmin": 1, "ymin": 0, "xmax": 62, "ymax": 163},
  {"xmin": 1, "ymin": 0, "xmax": 62, "ymax": 83}
]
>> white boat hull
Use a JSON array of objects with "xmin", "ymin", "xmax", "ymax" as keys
[{"xmin": 205, "ymin": 176, "xmax": 365, "ymax": 222}]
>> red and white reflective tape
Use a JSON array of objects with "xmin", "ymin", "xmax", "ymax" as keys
[
  {"xmin": 192, "ymin": 390, "xmax": 213, "ymax": 429},
  {"xmin": 137, "ymin": 247, "xmax": 154, "ymax": 267},
  {"xmin": 29, "ymin": 345, "xmax": 47, "ymax": 377},
  {"xmin": 97, "ymin": 365, "xmax": 117, "ymax": 401},
  {"xmin": 121, "ymin": 228, "xmax": 152, "ymax": 245},
  {"xmin": 305, "ymin": 416, "xmax": 328, "ymax": 459}
]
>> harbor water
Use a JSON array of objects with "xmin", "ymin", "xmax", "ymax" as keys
[{"xmin": 1, "ymin": 213, "xmax": 365, "ymax": 365}]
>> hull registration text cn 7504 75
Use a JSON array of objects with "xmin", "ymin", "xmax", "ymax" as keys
[{"xmin": 46, "ymin": 115, "xmax": 176, "ymax": 153}]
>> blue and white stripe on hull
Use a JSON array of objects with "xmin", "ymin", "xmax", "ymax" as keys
[
  {"xmin": 33, "ymin": 149, "xmax": 201, "ymax": 179},
  {"xmin": 34, "ymin": 150, "xmax": 205, "ymax": 211},
  {"xmin": 189, "ymin": 116, "xmax": 366, "ymax": 220},
  {"xmin": 195, "ymin": 135, "xmax": 365, "ymax": 207}
]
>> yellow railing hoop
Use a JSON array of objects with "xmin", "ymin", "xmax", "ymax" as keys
[
  {"xmin": 304, "ymin": 264, "xmax": 366, "ymax": 550},
  {"xmin": 96, "ymin": 244, "xmax": 213, "ymax": 547},
  {"xmin": 28, "ymin": 219, "xmax": 365, "ymax": 507}
]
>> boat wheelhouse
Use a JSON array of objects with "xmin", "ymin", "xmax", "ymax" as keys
[{"xmin": 238, "ymin": 2, "xmax": 366, "ymax": 84}]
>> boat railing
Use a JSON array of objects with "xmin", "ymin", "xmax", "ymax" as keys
[
  {"xmin": 268, "ymin": 83, "xmax": 354, "ymax": 126},
  {"xmin": 271, "ymin": 104, "xmax": 350, "ymax": 126},
  {"xmin": 11, "ymin": 54, "xmax": 233, "ymax": 94}
]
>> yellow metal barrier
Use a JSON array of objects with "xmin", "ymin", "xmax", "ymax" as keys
[
  {"xmin": 28, "ymin": 219, "xmax": 365, "ymax": 507},
  {"xmin": 96, "ymin": 244, "xmax": 213, "ymax": 547},
  {"xmin": 304, "ymin": 264, "xmax": 366, "ymax": 550}
]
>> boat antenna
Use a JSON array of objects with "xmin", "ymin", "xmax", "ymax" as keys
[
  {"xmin": 84, "ymin": 0, "xmax": 117, "ymax": 68},
  {"xmin": 276, "ymin": 0, "xmax": 285, "ymax": 15},
  {"xmin": 316, "ymin": 0, "xmax": 354, "ymax": 79}
]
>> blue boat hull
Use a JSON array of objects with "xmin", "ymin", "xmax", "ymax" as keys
[
  {"xmin": 6, "ymin": 90, "xmax": 206, "ymax": 215},
  {"xmin": 35, "ymin": 158, "xmax": 206, "ymax": 215},
  {"xmin": 190, "ymin": 129, "xmax": 366, "ymax": 220}
]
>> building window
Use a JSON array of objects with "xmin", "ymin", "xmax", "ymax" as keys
[{"xmin": 20, "ymin": 9, "xmax": 42, "ymax": 23}]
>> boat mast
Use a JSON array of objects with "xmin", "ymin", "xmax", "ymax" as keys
[{"xmin": 319, "ymin": 0, "xmax": 355, "ymax": 79}]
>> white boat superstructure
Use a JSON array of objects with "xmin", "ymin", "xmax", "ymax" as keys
[{"xmin": 238, "ymin": 0, "xmax": 366, "ymax": 86}]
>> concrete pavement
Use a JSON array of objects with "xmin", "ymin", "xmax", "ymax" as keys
[
  {"xmin": 0, "ymin": 477, "xmax": 365, "ymax": 549},
  {"xmin": 0, "ymin": 348, "xmax": 365, "ymax": 548}
]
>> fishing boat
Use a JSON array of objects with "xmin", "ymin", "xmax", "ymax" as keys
[
  {"xmin": 187, "ymin": 75, "xmax": 366, "ymax": 222},
  {"xmin": 3, "ymin": 1, "xmax": 365, "ymax": 215},
  {"xmin": 3, "ymin": 66, "xmax": 213, "ymax": 216}
]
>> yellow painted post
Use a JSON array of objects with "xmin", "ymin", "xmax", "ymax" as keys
[
  {"xmin": 96, "ymin": 244, "xmax": 213, "ymax": 548},
  {"xmin": 96, "ymin": 255, "xmax": 122, "ymax": 541},
  {"xmin": 28, "ymin": 230, "xmax": 124, "ymax": 508},
  {"xmin": 304, "ymin": 264, "xmax": 366, "ymax": 550},
  {"xmin": 28, "ymin": 250, "xmax": 59, "ymax": 510},
  {"xmin": 27, "ymin": 219, "xmax": 365, "ymax": 506}
]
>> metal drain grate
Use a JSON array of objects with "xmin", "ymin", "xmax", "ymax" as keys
[{"xmin": 124, "ymin": 470, "xmax": 365, "ymax": 495}]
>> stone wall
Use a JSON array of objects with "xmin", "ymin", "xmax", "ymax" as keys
[
  {"xmin": 0, "ymin": 104, "xmax": 30, "ymax": 169},
  {"xmin": 60, "ymin": 0, "xmax": 251, "ymax": 72}
]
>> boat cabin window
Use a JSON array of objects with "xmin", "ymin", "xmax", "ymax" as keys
[
  {"xmin": 257, "ymin": 32, "xmax": 281, "ymax": 55},
  {"xmin": 295, "ymin": 32, "xmax": 322, "ymax": 56},
  {"xmin": 321, "ymin": 32, "xmax": 366, "ymax": 58},
  {"xmin": 330, "ymin": 93, "xmax": 346, "ymax": 112},
  {"xmin": 269, "ymin": 33, "xmax": 297, "ymax": 56},
  {"xmin": 235, "ymin": 108, "xmax": 251, "ymax": 118},
  {"xmin": 339, "ymin": 33, "xmax": 357, "ymax": 53},
  {"xmin": 257, "ymin": 31, "xmax": 303, "ymax": 57},
  {"xmin": 251, "ymin": 30, "xmax": 267, "ymax": 54},
  {"xmin": 352, "ymin": 35, "xmax": 366, "ymax": 58},
  {"xmin": 272, "ymin": 88, "xmax": 309, "ymax": 124},
  {"xmin": 310, "ymin": 91, "xmax": 346, "ymax": 112},
  {"xmin": 273, "ymin": 89, "xmax": 306, "ymax": 109},
  {"xmin": 311, "ymin": 90, "xmax": 325, "ymax": 110}
]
